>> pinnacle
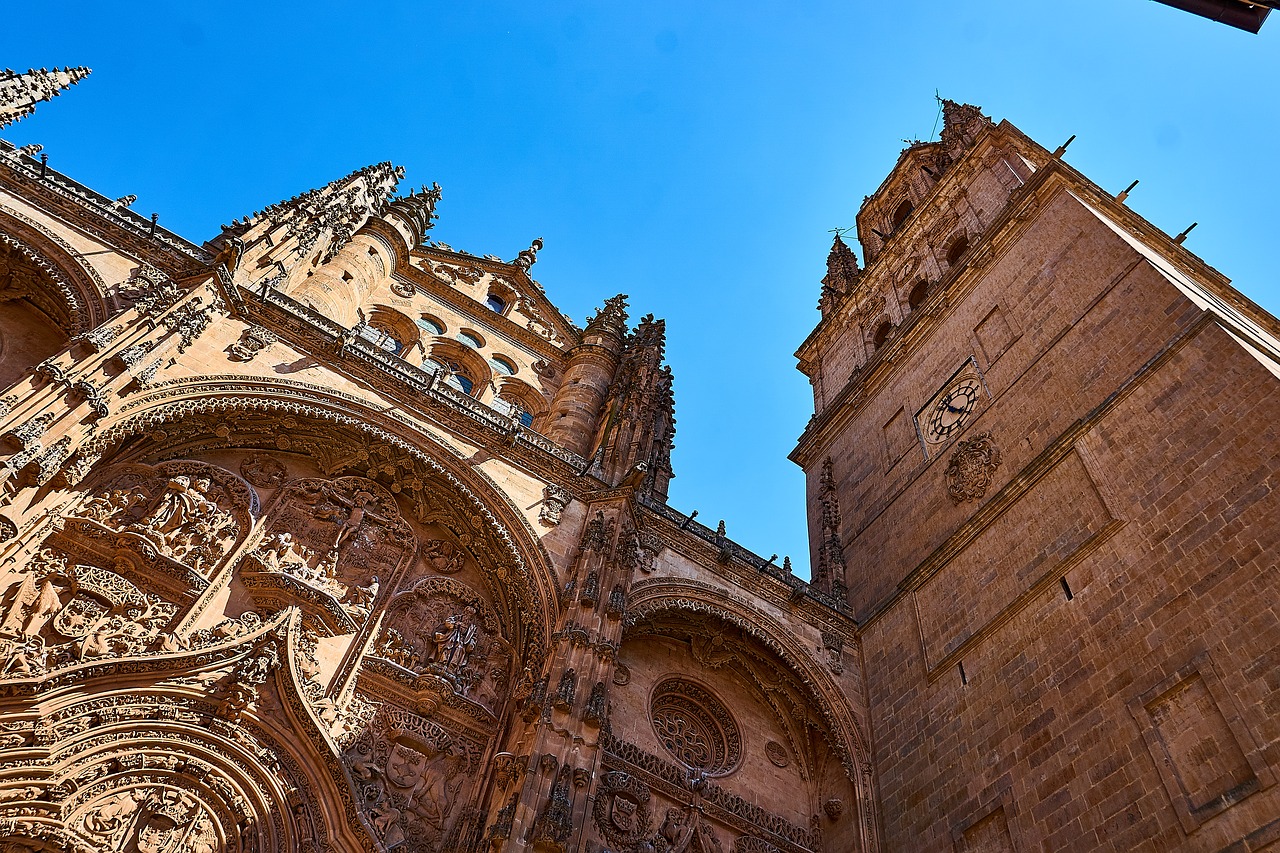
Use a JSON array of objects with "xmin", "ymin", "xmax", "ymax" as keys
[{"xmin": 0, "ymin": 65, "xmax": 93, "ymax": 129}]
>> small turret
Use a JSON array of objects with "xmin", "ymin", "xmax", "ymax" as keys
[
  {"xmin": 544, "ymin": 295, "xmax": 629, "ymax": 457},
  {"xmin": 0, "ymin": 66, "xmax": 91, "ymax": 129}
]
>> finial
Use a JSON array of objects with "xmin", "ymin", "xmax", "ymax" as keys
[
  {"xmin": 512, "ymin": 237, "xmax": 543, "ymax": 272},
  {"xmin": 783, "ymin": 556, "xmax": 792, "ymax": 573},
  {"xmin": 716, "ymin": 520, "xmax": 726, "ymax": 538},
  {"xmin": 17, "ymin": 143, "xmax": 42, "ymax": 157},
  {"xmin": 114, "ymin": 194, "xmax": 136, "ymax": 209}
]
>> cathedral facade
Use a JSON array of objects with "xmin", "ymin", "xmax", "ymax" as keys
[{"xmin": 0, "ymin": 68, "xmax": 1274, "ymax": 853}]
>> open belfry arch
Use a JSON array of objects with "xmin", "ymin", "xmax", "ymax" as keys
[{"xmin": 0, "ymin": 67, "xmax": 1276, "ymax": 853}]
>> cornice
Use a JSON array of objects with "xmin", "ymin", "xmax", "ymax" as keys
[
  {"xmin": 634, "ymin": 494, "xmax": 859, "ymax": 637},
  {"xmin": 0, "ymin": 141, "xmax": 209, "ymax": 276}
]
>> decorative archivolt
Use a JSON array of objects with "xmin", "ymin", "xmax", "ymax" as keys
[
  {"xmin": 624, "ymin": 578, "xmax": 877, "ymax": 848},
  {"xmin": 0, "ymin": 205, "xmax": 114, "ymax": 334},
  {"xmin": 71, "ymin": 380, "xmax": 560, "ymax": 667},
  {"xmin": 0, "ymin": 610, "xmax": 339, "ymax": 853},
  {"xmin": 619, "ymin": 581, "xmax": 880, "ymax": 850}
]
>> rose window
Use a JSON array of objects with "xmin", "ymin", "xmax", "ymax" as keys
[{"xmin": 649, "ymin": 678, "xmax": 742, "ymax": 776}]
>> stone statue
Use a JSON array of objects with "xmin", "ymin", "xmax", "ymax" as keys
[{"xmin": 431, "ymin": 614, "xmax": 477, "ymax": 671}]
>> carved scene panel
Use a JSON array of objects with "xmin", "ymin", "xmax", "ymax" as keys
[
  {"xmin": 60, "ymin": 459, "xmax": 259, "ymax": 595},
  {"xmin": 236, "ymin": 475, "xmax": 414, "ymax": 634},
  {"xmin": 342, "ymin": 699, "xmax": 486, "ymax": 853}
]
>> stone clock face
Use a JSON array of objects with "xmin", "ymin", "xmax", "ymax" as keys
[{"xmin": 922, "ymin": 375, "xmax": 983, "ymax": 444}]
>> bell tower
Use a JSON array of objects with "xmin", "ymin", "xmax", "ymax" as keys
[{"xmin": 794, "ymin": 103, "xmax": 1280, "ymax": 850}]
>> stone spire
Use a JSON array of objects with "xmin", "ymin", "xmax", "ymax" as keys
[
  {"xmin": 819, "ymin": 233, "xmax": 861, "ymax": 314},
  {"xmin": 597, "ymin": 313, "xmax": 677, "ymax": 499},
  {"xmin": 0, "ymin": 66, "xmax": 90, "ymax": 129},
  {"xmin": 218, "ymin": 162, "xmax": 404, "ymax": 263},
  {"xmin": 386, "ymin": 182, "xmax": 442, "ymax": 247}
]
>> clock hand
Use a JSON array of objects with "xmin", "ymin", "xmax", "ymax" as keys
[{"xmin": 946, "ymin": 402, "xmax": 966, "ymax": 413}]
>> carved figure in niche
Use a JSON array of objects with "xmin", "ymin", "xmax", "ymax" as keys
[
  {"xmin": 371, "ymin": 576, "xmax": 510, "ymax": 708},
  {"xmin": 430, "ymin": 612, "xmax": 477, "ymax": 671},
  {"xmin": 592, "ymin": 771, "xmax": 652, "ymax": 850},
  {"xmin": 81, "ymin": 486, "xmax": 149, "ymax": 525},
  {"xmin": 344, "ymin": 575, "xmax": 380, "ymax": 619},
  {"xmin": 421, "ymin": 538, "xmax": 464, "ymax": 574}
]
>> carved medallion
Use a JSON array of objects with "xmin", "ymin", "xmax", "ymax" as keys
[
  {"xmin": 422, "ymin": 538, "xmax": 466, "ymax": 574},
  {"xmin": 945, "ymin": 431, "xmax": 1002, "ymax": 504},
  {"xmin": 649, "ymin": 678, "xmax": 742, "ymax": 777},
  {"xmin": 592, "ymin": 770, "xmax": 652, "ymax": 849},
  {"xmin": 764, "ymin": 740, "xmax": 789, "ymax": 768}
]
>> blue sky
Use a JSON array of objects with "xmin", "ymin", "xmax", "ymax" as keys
[{"xmin": 4, "ymin": 2, "xmax": 1276, "ymax": 578}]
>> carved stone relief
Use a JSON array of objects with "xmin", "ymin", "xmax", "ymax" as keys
[
  {"xmin": 343, "ymin": 703, "xmax": 480, "ymax": 853},
  {"xmin": 238, "ymin": 476, "xmax": 413, "ymax": 633},
  {"xmin": 0, "ymin": 548, "xmax": 182, "ymax": 681},
  {"xmin": 65, "ymin": 460, "xmax": 255, "ymax": 581},
  {"xmin": 593, "ymin": 770, "xmax": 653, "ymax": 850},
  {"xmin": 945, "ymin": 431, "xmax": 1001, "ymax": 504},
  {"xmin": 369, "ymin": 575, "xmax": 511, "ymax": 712}
]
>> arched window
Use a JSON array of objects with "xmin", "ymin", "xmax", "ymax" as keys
[
  {"xmin": 500, "ymin": 398, "xmax": 534, "ymax": 427},
  {"xmin": 417, "ymin": 315, "xmax": 445, "ymax": 336},
  {"xmin": 457, "ymin": 330, "xmax": 484, "ymax": 349},
  {"xmin": 873, "ymin": 320, "xmax": 892, "ymax": 351},
  {"xmin": 489, "ymin": 356, "xmax": 516, "ymax": 376},
  {"xmin": 486, "ymin": 293, "xmax": 507, "ymax": 314},
  {"xmin": 891, "ymin": 199, "xmax": 914, "ymax": 230},
  {"xmin": 358, "ymin": 324, "xmax": 402, "ymax": 354},
  {"xmin": 432, "ymin": 359, "xmax": 475, "ymax": 395},
  {"xmin": 945, "ymin": 235, "xmax": 969, "ymax": 267},
  {"xmin": 907, "ymin": 280, "xmax": 930, "ymax": 310}
]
